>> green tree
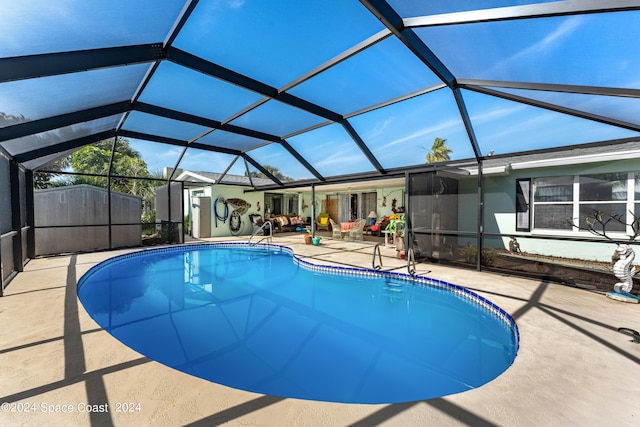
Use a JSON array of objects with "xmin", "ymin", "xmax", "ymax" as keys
[
  {"xmin": 0, "ymin": 111, "xmax": 27, "ymax": 126},
  {"xmin": 246, "ymin": 164, "xmax": 293, "ymax": 182},
  {"xmin": 426, "ymin": 137, "xmax": 452, "ymax": 163},
  {"xmin": 33, "ymin": 156, "xmax": 72, "ymax": 189},
  {"xmin": 70, "ymin": 138, "xmax": 162, "ymax": 198}
]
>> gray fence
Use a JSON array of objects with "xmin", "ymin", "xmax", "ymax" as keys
[{"xmin": 34, "ymin": 185, "xmax": 142, "ymax": 255}]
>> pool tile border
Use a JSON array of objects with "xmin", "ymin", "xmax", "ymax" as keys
[{"xmin": 77, "ymin": 242, "xmax": 520, "ymax": 350}]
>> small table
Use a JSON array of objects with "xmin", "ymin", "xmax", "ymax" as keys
[{"xmin": 382, "ymin": 230, "xmax": 395, "ymax": 248}]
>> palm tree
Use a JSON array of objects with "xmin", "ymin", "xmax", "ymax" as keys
[{"xmin": 426, "ymin": 137, "xmax": 452, "ymax": 163}]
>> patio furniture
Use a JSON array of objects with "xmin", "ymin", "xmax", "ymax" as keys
[
  {"xmin": 271, "ymin": 214, "xmax": 307, "ymax": 232},
  {"xmin": 348, "ymin": 219, "xmax": 367, "ymax": 241},
  {"xmin": 329, "ymin": 218, "xmax": 342, "ymax": 240},
  {"xmin": 382, "ymin": 230, "xmax": 394, "ymax": 247},
  {"xmin": 339, "ymin": 220, "xmax": 357, "ymax": 239},
  {"xmin": 370, "ymin": 217, "xmax": 389, "ymax": 237},
  {"xmin": 316, "ymin": 213, "xmax": 330, "ymax": 231}
]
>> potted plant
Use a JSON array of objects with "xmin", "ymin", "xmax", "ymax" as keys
[
  {"xmin": 385, "ymin": 214, "xmax": 405, "ymax": 249},
  {"xmin": 304, "ymin": 228, "xmax": 312, "ymax": 245}
]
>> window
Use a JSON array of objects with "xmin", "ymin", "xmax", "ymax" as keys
[
  {"xmin": 358, "ymin": 192, "xmax": 377, "ymax": 220},
  {"xmin": 515, "ymin": 179, "xmax": 530, "ymax": 231},
  {"xmin": 635, "ymin": 172, "xmax": 640, "ymax": 222},
  {"xmin": 578, "ymin": 173, "xmax": 627, "ymax": 233},
  {"xmin": 264, "ymin": 192, "xmax": 298, "ymax": 215},
  {"xmin": 532, "ymin": 176, "xmax": 573, "ymax": 230},
  {"xmin": 531, "ymin": 172, "xmax": 638, "ymax": 234}
]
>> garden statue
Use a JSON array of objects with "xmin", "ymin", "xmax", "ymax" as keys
[
  {"xmin": 612, "ymin": 244, "xmax": 635, "ymax": 293},
  {"xmin": 569, "ymin": 209, "xmax": 639, "ymax": 303},
  {"xmin": 609, "ymin": 244, "xmax": 639, "ymax": 303},
  {"xmin": 509, "ymin": 236, "xmax": 521, "ymax": 253}
]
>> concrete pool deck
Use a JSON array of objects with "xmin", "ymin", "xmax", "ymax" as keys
[{"xmin": 1, "ymin": 235, "xmax": 638, "ymax": 426}]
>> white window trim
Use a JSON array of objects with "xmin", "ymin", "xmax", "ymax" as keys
[{"xmin": 531, "ymin": 171, "xmax": 637, "ymax": 239}]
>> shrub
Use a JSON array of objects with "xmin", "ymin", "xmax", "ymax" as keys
[{"xmin": 460, "ymin": 244, "xmax": 495, "ymax": 266}]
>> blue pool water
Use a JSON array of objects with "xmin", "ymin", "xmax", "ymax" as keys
[{"xmin": 78, "ymin": 243, "xmax": 519, "ymax": 404}]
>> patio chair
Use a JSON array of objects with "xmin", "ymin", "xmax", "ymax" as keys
[
  {"xmin": 329, "ymin": 218, "xmax": 342, "ymax": 240},
  {"xmin": 348, "ymin": 219, "xmax": 367, "ymax": 241},
  {"xmin": 316, "ymin": 213, "xmax": 330, "ymax": 231}
]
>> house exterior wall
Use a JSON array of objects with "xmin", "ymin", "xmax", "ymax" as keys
[
  {"xmin": 457, "ymin": 157, "xmax": 640, "ymax": 263},
  {"xmin": 185, "ymin": 185, "xmax": 265, "ymax": 237},
  {"xmin": 304, "ymin": 188, "xmax": 404, "ymax": 221},
  {"xmin": 183, "ymin": 184, "xmax": 407, "ymax": 238}
]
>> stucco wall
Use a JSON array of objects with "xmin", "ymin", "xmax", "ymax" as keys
[
  {"xmin": 191, "ymin": 186, "xmax": 265, "ymax": 237},
  {"xmin": 457, "ymin": 157, "xmax": 640, "ymax": 262},
  {"xmin": 183, "ymin": 184, "xmax": 406, "ymax": 238}
]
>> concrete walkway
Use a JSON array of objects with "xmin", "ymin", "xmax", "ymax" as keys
[{"xmin": 1, "ymin": 235, "xmax": 638, "ymax": 426}]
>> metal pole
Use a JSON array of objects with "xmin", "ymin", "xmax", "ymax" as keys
[
  {"xmin": 181, "ymin": 181, "xmax": 185, "ymax": 243},
  {"xmin": 404, "ymin": 170, "xmax": 410, "ymax": 259},
  {"xmin": 25, "ymin": 170, "xmax": 35, "ymax": 259},
  {"xmin": 311, "ymin": 185, "xmax": 316, "ymax": 237},
  {"xmin": 9, "ymin": 160, "xmax": 23, "ymax": 273},
  {"xmin": 167, "ymin": 179, "xmax": 172, "ymax": 244},
  {"xmin": 476, "ymin": 159, "xmax": 484, "ymax": 271},
  {"xmin": 107, "ymin": 137, "xmax": 118, "ymax": 249}
]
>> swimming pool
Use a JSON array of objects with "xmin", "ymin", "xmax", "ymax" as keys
[{"xmin": 78, "ymin": 243, "xmax": 519, "ymax": 404}]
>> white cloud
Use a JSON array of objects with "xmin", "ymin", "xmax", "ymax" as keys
[
  {"xmin": 361, "ymin": 116, "xmax": 396, "ymax": 141},
  {"xmin": 379, "ymin": 119, "xmax": 461, "ymax": 151},
  {"xmin": 490, "ymin": 15, "xmax": 585, "ymax": 75},
  {"xmin": 315, "ymin": 150, "xmax": 363, "ymax": 169},
  {"xmin": 470, "ymin": 103, "xmax": 526, "ymax": 125}
]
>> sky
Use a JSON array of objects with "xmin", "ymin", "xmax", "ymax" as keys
[{"xmin": 1, "ymin": 1, "xmax": 639, "ymax": 179}]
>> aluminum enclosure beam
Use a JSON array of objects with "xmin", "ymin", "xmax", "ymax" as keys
[
  {"xmin": 0, "ymin": 44, "xmax": 165, "ymax": 83},
  {"xmin": 467, "ymin": 85, "xmax": 640, "ymax": 133},
  {"xmin": 279, "ymin": 140, "xmax": 325, "ymax": 181},
  {"xmin": 404, "ymin": 1, "xmax": 640, "ymax": 28},
  {"xmin": 453, "ymin": 88, "xmax": 482, "ymax": 160},
  {"xmin": 14, "ymin": 130, "xmax": 116, "ymax": 163},
  {"xmin": 341, "ymin": 120, "xmax": 386, "ymax": 174},
  {"xmin": 0, "ymin": 102, "xmax": 132, "ymax": 143},
  {"xmin": 458, "ymin": 79, "xmax": 640, "ymax": 99},
  {"xmin": 118, "ymin": 130, "xmax": 242, "ymax": 156},
  {"xmin": 359, "ymin": 0, "xmax": 456, "ymax": 88},
  {"xmin": 163, "ymin": 0, "xmax": 201, "ymax": 48},
  {"xmin": 242, "ymin": 154, "xmax": 283, "ymax": 186},
  {"xmin": 166, "ymin": 48, "xmax": 344, "ymax": 123}
]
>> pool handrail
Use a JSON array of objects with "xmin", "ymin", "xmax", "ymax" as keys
[
  {"xmin": 407, "ymin": 247, "xmax": 417, "ymax": 276},
  {"xmin": 372, "ymin": 244, "xmax": 383, "ymax": 270},
  {"xmin": 249, "ymin": 220, "xmax": 273, "ymax": 245}
]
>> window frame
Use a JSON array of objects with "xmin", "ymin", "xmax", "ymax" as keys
[{"xmin": 529, "ymin": 171, "xmax": 637, "ymax": 237}]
